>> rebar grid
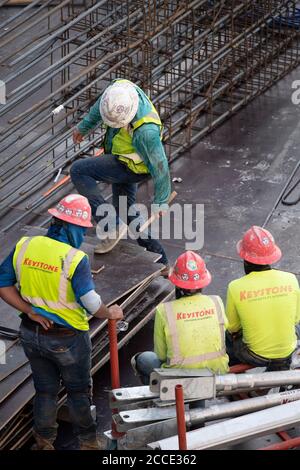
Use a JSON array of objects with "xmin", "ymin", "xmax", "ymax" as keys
[{"xmin": 0, "ymin": 0, "xmax": 299, "ymax": 225}]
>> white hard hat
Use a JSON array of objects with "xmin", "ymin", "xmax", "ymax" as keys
[{"xmin": 100, "ymin": 81, "xmax": 139, "ymax": 128}]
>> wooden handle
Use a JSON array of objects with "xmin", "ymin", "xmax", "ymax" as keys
[
  {"xmin": 139, "ymin": 190, "xmax": 177, "ymax": 233},
  {"xmin": 43, "ymin": 175, "xmax": 71, "ymax": 197}
]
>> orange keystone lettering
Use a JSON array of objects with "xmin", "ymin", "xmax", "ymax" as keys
[{"xmin": 240, "ymin": 291, "xmax": 247, "ymax": 301}]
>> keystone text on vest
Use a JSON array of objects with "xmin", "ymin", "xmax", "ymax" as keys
[
  {"xmin": 177, "ymin": 308, "xmax": 214, "ymax": 320},
  {"xmin": 23, "ymin": 258, "xmax": 59, "ymax": 272},
  {"xmin": 240, "ymin": 285, "xmax": 293, "ymax": 301}
]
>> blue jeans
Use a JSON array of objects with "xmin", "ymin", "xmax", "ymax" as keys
[
  {"xmin": 226, "ymin": 332, "xmax": 292, "ymax": 371},
  {"xmin": 20, "ymin": 322, "xmax": 96, "ymax": 443},
  {"xmin": 70, "ymin": 155, "xmax": 168, "ymax": 265},
  {"xmin": 135, "ymin": 351, "xmax": 162, "ymax": 385}
]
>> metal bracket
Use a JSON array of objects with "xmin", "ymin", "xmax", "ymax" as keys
[{"xmin": 159, "ymin": 376, "xmax": 216, "ymax": 401}]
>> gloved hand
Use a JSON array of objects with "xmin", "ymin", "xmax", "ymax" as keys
[{"xmin": 73, "ymin": 128, "xmax": 84, "ymax": 144}]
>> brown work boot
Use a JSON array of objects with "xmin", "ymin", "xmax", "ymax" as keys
[
  {"xmin": 31, "ymin": 431, "xmax": 55, "ymax": 450},
  {"xmin": 79, "ymin": 435, "xmax": 107, "ymax": 450}
]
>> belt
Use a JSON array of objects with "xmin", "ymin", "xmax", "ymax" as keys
[
  {"xmin": 247, "ymin": 346, "xmax": 292, "ymax": 364},
  {"xmin": 21, "ymin": 320, "xmax": 77, "ymax": 337}
]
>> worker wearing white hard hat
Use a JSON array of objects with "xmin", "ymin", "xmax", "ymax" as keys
[{"xmin": 71, "ymin": 79, "xmax": 171, "ymax": 274}]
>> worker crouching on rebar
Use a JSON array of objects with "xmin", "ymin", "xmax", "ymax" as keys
[
  {"xmin": 226, "ymin": 226, "xmax": 300, "ymax": 371},
  {"xmin": 131, "ymin": 251, "xmax": 229, "ymax": 385},
  {"xmin": 0, "ymin": 194, "xmax": 123, "ymax": 451},
  {"xmin": 70, "ymin": 78, "xmax": 171, "ymax": 276}
]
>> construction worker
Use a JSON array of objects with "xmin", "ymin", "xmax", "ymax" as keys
[
  {"xmin": 70, "ymin": 78, "xmax": 171, "ymax": 274},
  {"xmin": 0, "ymin": 194, "xmax": 123, "ymax": 450},
  {"xmin": 226, "ymin": 226, "xmax": 300, "ymax": 371},
  {"xmin": 131, "ymin": 251, "xmax": 229, "ymax": 384}
]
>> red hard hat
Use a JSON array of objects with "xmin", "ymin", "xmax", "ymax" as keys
[
  {"xmin": 237, "ymin": 225, "xmax": 281, "ymax": 264},
  {"xmin": 48, "ymin": 194, "xmax": 93, "ymax": 228},
  {"xmin": 169, "ymin": 251, "xmax": 212, "ymax": 289}
]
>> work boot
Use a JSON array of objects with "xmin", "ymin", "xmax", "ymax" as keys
[
  {"xmin": 94, "ymin": 221, "xmax": 127, "ymax": 254},
  {"xmin": 31, "ymin": 431, "xmax": 55, "ymax": 450},
  {"xmin": 79, "ymin": 435, "xmax": 107, "ymax": 450}
]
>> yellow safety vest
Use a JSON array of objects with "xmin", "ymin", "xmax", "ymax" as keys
[
  {"xmin": 13, "ymin": 236, "xmax": 89, "ymax": 331},
  {"xmin": 111, "ymin": 79, "xmax": 162, "ymax": 174},
  {"xmin": 154, "ymin": 294, "xmax": 229, "ymax": 374},
  {"xmin": 226, "ymin": 270, "xmax": 300, "ymax": 358}
]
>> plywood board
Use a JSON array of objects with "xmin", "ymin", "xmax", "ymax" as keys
[
  {"xmin": 0, "ymin": 344, "xmax": 28, "ymax": 381},
  {"xmin": 0, "ymin": 378, "xmax": 34, "ymax": 431},
  {"xmin": 0, "ymin": 363, "xmax": 32, "ymax": 404}
]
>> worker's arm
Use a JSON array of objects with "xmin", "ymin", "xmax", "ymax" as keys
[
  {"xmin": 153, "ymin": 305, "xmax": 167, "ymax": 361},
  {"xmin": 72, "ymin": 256, "xmax": 123, "ymax": 321},
  {"xmin": 73, "ymin": 97, "xmax": 102, "ymax": 143},
  {"xmin": 225, "ymin": 286, "xmax": 241, "ymax": 334},
  {"xmin": 0, "ymin": 249, "xmax": 53, "ymax": 330},
  {"xmin": 0, "ymin": 286, "xmax": 53, "ymax": 330},
  {"xmin": 133, "ymin": 124, "xmax": 171, "ymax": 209}
]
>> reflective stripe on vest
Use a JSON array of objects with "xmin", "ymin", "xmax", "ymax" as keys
[
  {"xmin": 112, "ymin": 80, "xmax": 162, "ymax": 174},
  {"xmin": 15, "ymin": 237, "xmax": 82, "ymax": 312},
  {"xmin": 164, "ymin": 296, "xmax": 226, "ymax": 366}
]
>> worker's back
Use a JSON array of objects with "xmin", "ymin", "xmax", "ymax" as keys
[
  {"xmin": 226, "ymin": 269, "xmax": 300, "ymax": 359},
  {"xmin": 13, "ymin": 235, "xmax": 89, "ymax": 331},
  {"xmin": 154, "ymin": 293, "xmax": 229, "ymax": 374}
]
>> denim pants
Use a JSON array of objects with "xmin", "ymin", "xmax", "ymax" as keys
[
  {"xmin": 20, "ymin": 322, "xmax": 96, "ymax": 444},
  {"xmin": 70, "ymin": 155, "xmax": 168, "ymax": 265},
  {"xmin": 135, "ymin": 351, "xmax": 162, "ymax": 385},
  {"xmin": 226, "ymin": 332, "xmax": 292, "ymax": 371}
]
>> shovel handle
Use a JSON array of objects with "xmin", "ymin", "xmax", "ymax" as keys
[{"xmin": 139, "ymin": 190, "xmax": 177, "ymax": 233}]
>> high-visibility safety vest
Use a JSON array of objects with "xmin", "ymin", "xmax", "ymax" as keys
[
  {"xmin": 154, "ymin": 294, "xmax": 229, "ymax": 374},
  {"xmin": 110, "ymin": 79, "xmax": 162, "ymax": 174},
  {"xmin": 13, "ymin": 236, "xmax": 89, "ymax": 331}
]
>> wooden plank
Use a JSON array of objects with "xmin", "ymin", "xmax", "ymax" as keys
[
  {"xmin": 0, "ymin": 343, "xmax": 28, "ymax": 381},
  {"xmin": 0, "ymin": 378, "xmax": 34, "ymax": 431},
  {"xmin": 0, "ymin": 363, "xmax": 32, "ymax": 404},
  {"xmin": 7, "ymin": 1, "xmax": 34, "ymax": 4}
]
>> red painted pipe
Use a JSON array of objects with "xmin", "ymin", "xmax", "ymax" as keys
[
  {"xmin": 259, "ymin": 436, "xmax": 300, "ymax": 451},
  {"xmin": 108, "ymin": 319, "xmax": 124, "ymax": 439},
  {"xmin": 175, "ymin": 384, "xmax": 187, "ymax": 450}
]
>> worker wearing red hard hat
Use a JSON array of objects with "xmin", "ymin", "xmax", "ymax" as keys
[
  {"xmin": 0, "ymin": 194, "xmax": 123, "ymax": 450},
  {"xmin": 131, "ymin": 251, "xmax": 229, "ymax": 385},
  {"xmin": 226, "ymin": 225, "xmax": 300, "ymax": 370}
]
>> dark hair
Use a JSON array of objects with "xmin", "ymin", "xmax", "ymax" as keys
[
  {"xmin": 175, "ymin": 287, "xmax": 202, "ymax": 299},
  {"xmin": 244, "ymin": 260, "xmax": 271, "ymax": 275}
]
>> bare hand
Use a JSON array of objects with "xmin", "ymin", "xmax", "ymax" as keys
[
  {"xmin": 27, "ymin": 311, "xmax": 53, "ymax": 330},
  {"xmin": 107, "ymin": 304, "xmax": 124, "ymax": 321},
  {"xmin": 73, "ymin": 128, "xmax": 84, "ymax": 144}
]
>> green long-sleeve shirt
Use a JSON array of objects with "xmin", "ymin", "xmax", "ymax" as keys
[{"xmin": 77, "ymin": 87, "xmax": 171, "ymax": 207}]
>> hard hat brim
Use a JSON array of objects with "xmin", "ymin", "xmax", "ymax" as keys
[
  {"xmin": 48, "ymin": 208, "xmax": 93, "ymax": 228},
  {"xmin": 236, "ymin": 239, "xmax": 282, "ymax": 265},
  {"xmin": 168, "ymin": 269, "xmax": 212, "ymax": 289}
]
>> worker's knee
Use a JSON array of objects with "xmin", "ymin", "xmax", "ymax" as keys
[
  {"xmin": 70, "ymin": 159, "xmax": 85, "ymax": 181},
  {"xmin": 136, "ymin": 351, "xmax": 162, "ymax": 375}
]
